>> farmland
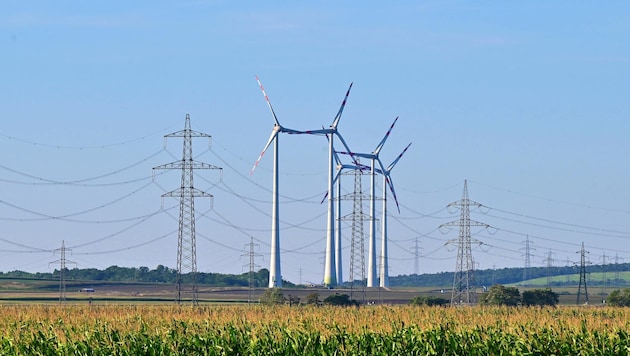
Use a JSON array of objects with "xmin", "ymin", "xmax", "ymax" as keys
[
  {"xmin": 1, "ymin": 279, "xmax": 630, "ymax": 354},
  {"xmin": 0, "ymin": 304, "xmax": 628, "ymax": 355}
]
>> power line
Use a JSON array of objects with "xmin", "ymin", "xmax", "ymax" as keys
[
  {"xmin": 0, "ymin": 127, "xmax": 175, "ymax": 150},
  {"xmin": 73, "ymin": 232, "xmax": 173, "ymax": 255},
  {"xmin": 0, "ymin": 181, "xmax": 155, "ymax": 222},
  {"xmin": 480, "ymin": 209, "xmax": 630, "ymax": 239},
  {"xmin": 0, "ymin": 149, "xmax": 165, "ymax": 185},
  {"xmin": 469, "ymin": 180, "xmax": 630, "ymax": 215},
  {"xmin": 0, "ymin": 236, "xmax": 53, "ymax": 252},
  {"xmin": 66, "ymin": 207, "xmax": 173, "ymax": 249}
]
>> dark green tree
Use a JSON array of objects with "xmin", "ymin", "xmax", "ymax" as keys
[
  {"xmin": 607, "ymin": 288, "xmax": 630, "ymax": 306},
  {"xmin": 410, "ymin": 296, "xmax": 450, "ymax": 306},
  {"xmin": 480, "ymin": 284, "xmax": 520, "ymax": 306},
  {"xmin": 323, "ymin": 293, "xmax": 358, "ymax": 306},
  {"xmin": 521, "ymin": 288, "xmax": 559, "ymax": 307},
  {"xmin": 259, "ymin": 288, "xmax": 285, "ymax": 305},
  {"xmin": 305, "ymin": 292, "xmax": 321, "ymax": 305}
]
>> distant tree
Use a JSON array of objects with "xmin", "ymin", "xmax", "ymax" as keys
[
  {"xmin": 607, "ymin": 288, "xmax": 630, "ymax": 306},
  {"xmin": 286, "ymin": 294, "xmax": 300, "ymax": 306},
  {"xmin": 521, "ymin": 288, "xmax": 559, "ymax": 307},
  {"xmin": 305, "ymin": 293, "xmax": 321, "ymax": 305},
  {"xmin": 410, "ymin": 295, "xmax": 450, "ymax": 306},
  {"xmin": 259, "ymin": 288, "xmax": 285, "ymax": 305},
  {"xmin": 323, "ymin": 293, "xmax": 359, "ymax": 306},
  {"xmin": 480, "ymin": 284, "xmax": 520, "ymax": 306}
]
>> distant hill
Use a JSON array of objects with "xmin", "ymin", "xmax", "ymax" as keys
[{"xmin": 387, "ymin": 263, "xmax": 630, "ymax": 288}]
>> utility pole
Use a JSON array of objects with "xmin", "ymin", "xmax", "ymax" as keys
[
  {"xmin": 153, "ymin": 114, "xmax": 222, "ymax": 305},
  {"xmin": 242, "ymin": 237, "xmax": 262, "ymax": 305},
  {"xmin": 412, "ymin": 236, "xmax": 422, "ymax": 281},
  {"xmin": 520, "ymin": 235, "xmax": 534, "ymax": 283},
  {"xmin": 614, "ymin": 254, "xmax": 624, "ymax": 286},
  {"xmin": 542, "ymin": 249, "xmax": 555, "ymax": 287},
  {"xmin": 49, "ymin": 240, "xmax": 76, "ymax": 304},
  {"xmin": 440, "ymin": 180, "xmax": 489, "ymax": 306},
  {"xmin": 599, "ymin": 253, "xmax": 608, "ymax": 296},
  {"xmin": 576, "ymin": 242, "xmax": 590, "ymax": 305}
]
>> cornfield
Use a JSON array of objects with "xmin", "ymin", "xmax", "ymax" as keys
[{"xmin": 0, "ymin": 304, "xmax": 628, "ymax": 355}]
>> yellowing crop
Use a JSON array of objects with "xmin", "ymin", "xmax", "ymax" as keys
[{"xmin": 0, "ymin": 304, "xmax": 627, "ymax": 355}]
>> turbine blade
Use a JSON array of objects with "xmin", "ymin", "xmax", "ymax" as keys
[
  {"xmin": 374, "ymin": 117, "xmax": 399, "ymax": 155},
  {"xmin": 387, "ymin": 142, "xmax": 412, "ymax": 172},
  {"xmin": 333, "ymin": 150, "xmax": 342, "ymax": 166},
  {"xmin": 331, "ymin": 82, "xmax": 353, "ymax": 128},
  {"xmin": 255, "ymin": 75, "xmax": 280, "ymax": 126},
  {"xmin": 320, "ymin": 191, "xmax": 329, "ymax": 204},
  {"xmin": 321, "ymin": 167, "xmax": 344, "ymax": 204},
  {"xmin": 385, "ymin": 175, "xmax": 401, "ymax": 213},
  {"xmin": 250, "ymin": 128, "xmax": 279, "ymax": 175},
  {"xmin": 335, "ymin": 132, "xmax": 360, "ymax": 166}
]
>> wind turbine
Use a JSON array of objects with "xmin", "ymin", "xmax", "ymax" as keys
[
  {"xmin": 251, "ymin": 76, "xmax": 306, "ymax": 288},
  {"xmin": 337, "ymin": 117, "xmax": 400, "ymax": 287},
  {"xmin": 297, "ymin": 83, "xmax": 355, "ymax": 287},
  {"xmin": 375, "ymin": 142, "xmax": 412, "ymax": 287}
]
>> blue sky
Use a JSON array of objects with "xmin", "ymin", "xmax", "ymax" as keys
[{"xmin": 1, "ymin": 1, "xmax": 629, "ymax": 284}]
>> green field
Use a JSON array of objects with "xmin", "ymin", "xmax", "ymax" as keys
[{"xmin": 512, "ymin": 271, "xmax": 630, "ymax": 287}]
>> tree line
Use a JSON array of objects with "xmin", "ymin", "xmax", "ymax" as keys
[
  {"xmin": 0, "ymin": 265, "xmax": 279, "ymax": 287},
  {"xmin": 388, "ymin": 262, "xmax": 630, "ymax": 287}
]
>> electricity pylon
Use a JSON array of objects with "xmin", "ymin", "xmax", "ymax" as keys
[
  {"xmin": 520, "ymin": 235, "xmax": 534, "ymax": 282},
  {"xmin": 153, "ymin": 114, "xmax": 222, "ymax": 305},
  {"xmin": 614, "ymin": 254, "xmax": 624, "ymax": 286},
  {"xmin": 49, "ymin": 240, "xmax": 76, "ymax": 304},
  {"xmin": 339, "ymin": 163, "xmax": 370, "ymax": 303},
  {"xmin": 412, "ymin": 236, "xmax": 422, "ymax": 279},
  {"xmin": 543, "ymin": 249, "xmax": 556, "ymax": 287},
  {"xmin": 599, "ymin": 253, "xmax": 608, "ymax": 295},
  {"xmin": 440, "ymin": 180, "xmax": 489, "ymax": 306},
  {"xmin": 242, "ymin": 237, "xmax": 262, "ymax": 305},
  {"xmin": 576, "ymin": 242, "xmax": 590, "ymax": 305}
]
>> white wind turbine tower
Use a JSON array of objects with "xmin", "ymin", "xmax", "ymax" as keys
[
  {"xmin": 250, "ymin": 76, "xmax": 308, "ymax": 288},
  {"xmin": 376, "ymin": 142, "xmax": 412, "ymax": 287},
  {"xmin": 297, "ymin": 84, "xmax": 355, "ymax": 287},
  {"xmin": 338, "ymin": 117, "xmax": 400, "ymax": 287}
]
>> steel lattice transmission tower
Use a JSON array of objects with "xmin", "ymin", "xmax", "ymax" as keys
[
  {"xmin": 153, "ymin": 114, "xmax": 222, "ymax": 305},
  {"xmin": 49, "ymin": 240, "xmax": 76, "ymax": 304},
  {"xmin": 599, "ymin": 252, "xmax": 608, "ymax": 295},
  {"xmin": 339, "ymin": 163, "xmax": 370, "ymax": 303},
  {"xmin": 614, "ymin": 253, "xmax": 624, "ymax": 286},
  {"xmin": 543, "ymin": 249, "xmax": 556, "ymax": 287},
  {"xmin": 412, "ymin": 236, "xmax": 422, "ymax": 278},
  {"xmin": 576, "ymin": 242, "xmax": 590, "ymax": 305},
  {"xmin": 520, "ymin": 235, "xmax": 534, "ymax": 282},
  {"xmin": 242, "ymin": 237, "xmax": 262, "ymax": 305},
  {"xmin": 440, "ymin": 180, "xmax": 489, "ymax": 306}
]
